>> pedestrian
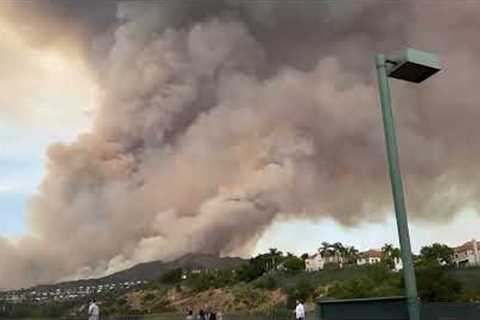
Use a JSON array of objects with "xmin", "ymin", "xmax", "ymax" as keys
[
  {"xmin": 209, "ymin": 310, "xmax": 216, "ymax": 320},
  {"xmin": 198, "ymin": 309, "xmax": 206, "ymax": 320},
  {"xmin": 186, "ymin": 310, "xmax": 194, "ymax": 320},
  {"xmin": 294, "ymin": 300, "xmax": 305, "ymax": 320},
  {"xmin": 216, "ymin": 311, "xmax": 223, "ymax": 320},
  {"xmin": 88, "ymin": 298, "xmax": 100, "ymax": 320},
  {"xmin": 205, "ymin": 305, "xmax": 213, "ymax": 320}
]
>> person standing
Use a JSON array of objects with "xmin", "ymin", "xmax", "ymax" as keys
[
  {"xmin": 88, "ymin": 298, "xmax": 100, "ymax": 320},
  {"xmin": 209, "ymin": 311, "xmax": 216, "ymax": 320},
  {"xmin": 186, "ymin": 310, "xmax": 194, "ymax": 320},
  {"xmin": 295, "ymin": 300, "xmax": 305, "ymax": 320},
  {"xmin": 197, "ymin": 309, "xmax": 206, "ymax": 320}
]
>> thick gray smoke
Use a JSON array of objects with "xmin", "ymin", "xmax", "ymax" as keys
[{"xmin": 2, "ymin": 1, "xmax": 480, "ymax": 289}]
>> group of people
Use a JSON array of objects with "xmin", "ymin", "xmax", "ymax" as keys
[
  {"xmin": 185, "ymin": 300, "xmax": 305, "ymax": 320},
  {"xmin": 87, "ymin": 298, "xmax": 304, "ymax": 320},
  {"xmin": 185, "ymin": 307, "xmax": 223, "ymax": 320}
]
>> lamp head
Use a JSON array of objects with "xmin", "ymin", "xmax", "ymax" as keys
[{"xmin": 387, "ymin": 48, "xmax": 440, "ymax": 83}]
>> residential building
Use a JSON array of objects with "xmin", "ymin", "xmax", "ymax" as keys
[
  {"xmin": 453, "ymin": 239, "xmax": 480, "ymax": 267},
  {"xmin": 305, "ymin": 251, "xmax": 344, "ymax": 272},
  {"xmin": 356, "ymin": 249, "xmax": 382, "ymax": 266}
]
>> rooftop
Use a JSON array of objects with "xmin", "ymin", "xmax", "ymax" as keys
[
  {"xmin": 454, "ymin": 240, "xmax": 479, "ymax": 253},
  {"xmin": 359, "ymin": 249, "xmax": 383, "ymax": 259}
]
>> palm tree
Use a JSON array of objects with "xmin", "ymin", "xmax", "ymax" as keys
[
  {"xmin": 331, "ymin": 242, "xmax": 347, "ymax": 265},
  {"xmin": 391, "ymin": 248, "xmax": 401, "ymax": 259},
  {"xmin": 267, "ymin": 248, "xmax": 283, "ymax": 271},
  {"xmin": 332, "ymin": 242, "xmax": 346, "ymax": 255},
  {"xmin": 382, "ymin": 243, "xmax": 400, "ymax": 270},
  {"xmin": 269, "ymin": 248, "xmax": 280, "ymax": 256},
  {"xmin": 319, "ymin": 242, "xmax": 333, "ymax": 257},
  {"xmin": 382, "ymin": 243, "xmax": 394, "ymax": 257},
  {"xmin": 344, "ymin": 246, "xmax": 359, "ymax": 265}
]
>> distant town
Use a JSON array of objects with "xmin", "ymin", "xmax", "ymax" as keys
[{"xmin": 0, "ymin": 280, "xmax": 147, "ymax": 304}]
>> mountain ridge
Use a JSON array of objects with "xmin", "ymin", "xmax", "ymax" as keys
[{"xmin": 33, "ymin": 253, "xmax": 247, "ymax": 290}]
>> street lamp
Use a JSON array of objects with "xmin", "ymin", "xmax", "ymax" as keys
[{"xmin": 375, "ymin": 48, "xmax": 441, "ymax": 320}]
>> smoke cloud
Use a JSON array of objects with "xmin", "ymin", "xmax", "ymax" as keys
[{"xmin": 2, "ymin": 1, "xmax": 480, "ymax": 289}]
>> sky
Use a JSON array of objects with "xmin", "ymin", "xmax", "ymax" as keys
[
  {"xmin": 3, "ymin": 1, "xmax": 480, "ymax": 289},
  {"xmin": 0, "ymin": 14, "xmax": 97, "ymax": 235},
  {"xmin": 1, "ymin": 1, "xmax": 480, "ymax": 255}
]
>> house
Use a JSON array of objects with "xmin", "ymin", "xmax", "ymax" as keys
[
  {"xmin": 355, "ymin": 248, "xmax": 402, "ymax": 271},
  {"xmin": 5, "ymin": 294, "xmax": 24, "ymax": 303},
  {"xmin": 356, "ymin": 249, "xmax": 382, "ymax": 266},
  {"xmin": 305, "ymin": 251, "xmax": 344, "ymax": 272},
  {"xmin": 453, "ymin": 239, "xmax": 480, "ymax": 267}
]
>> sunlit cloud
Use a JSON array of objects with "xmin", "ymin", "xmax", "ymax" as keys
[{"xmin": 0, "ymin": 17, "xmax": 98, "ymax": 132}]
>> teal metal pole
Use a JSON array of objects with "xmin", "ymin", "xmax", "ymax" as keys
[{"xmin": 375, "ymin": 54, "xmax": 420, "ymax": 320}]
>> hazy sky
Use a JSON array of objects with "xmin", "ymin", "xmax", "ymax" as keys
[
  {"xmin": 0, "ymin": 12, "xmax": 97, "ymax": 235},
  {"xmin": 1, "ymin": 1, "xmax": 480, "ymax": 256},
  {"xmin": 3, "ymin": 1, "xmax": 480, "ymax": 290}
]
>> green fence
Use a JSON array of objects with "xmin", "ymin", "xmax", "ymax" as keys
[
  {"xmin": 316, "ymin": 296, "xmax": 409, "ymax": 320},
  {"xmin": 421, "ymin": 302, "xmax": 480, "ymax": 320},
  {"xmin": 316, "ymin": 297, "xmax": 480, "ymax": 320}
]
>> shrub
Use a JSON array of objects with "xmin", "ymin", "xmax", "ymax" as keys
[
  {"xmin": 285, "ymin": 278, "xmax": 315, "ymax": 308},
  {"xmin": 160, "ymin": 268, "xmax": 183, "ymax": 284},
  {"xmin": 283, "ymin": 256, "xmax": 305, "ymax": 274},
  {"xmin": 416, "ymin": 266, "xmax": 463, "ymax": 301},
  {"xmin": 255, "ymin": 275, "xmax": 277, "ymax": 290},
  {"xmin": 143, "ymin": 292, "xmax": 156, "ymax": 302}
]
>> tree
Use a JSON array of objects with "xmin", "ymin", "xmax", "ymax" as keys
[
  {"xmin": 160, "ymin": 268, "xmax": 183, "ymax": 284},
  {"xmin": 237, "ymin": 251, "xmax": 283, "ymax": 282},
  {"xmin": 237, "ymin": 260, "xmax": 265, "ymax": 282},
  {"xmin": 269, "ymin": 248, "xmax": 282, "ymax": 256},
  {"xmin": 266, "ymin": 248, "xmax": 284, "ymax": 271},
  {"xmin": 331, "ymin": 242, "xmax": 346, "ymax": 260},
  {"xmin": 254, "ymin": 275, "xmax": 277, "ymax": 290},
  {"xmin": 320, "ymin": 242, "xmax": 334, "ymax": 257},
  {"xmin": 415, "ymin": 266, "xmax": 462, "ymax": 301},
  {"xmin": 283, "ymin": 254, "xmax": 305, "ymax": 274},
  {"xmin": 418, "ymin": 243, "xmax": 454, "ymax": 266},
  {"xmin": 382, "ymin": 243, "xmax": 394, "ymax": 255},
  {"xmin": 320, "ymin": 241, "xmax": 347, "ymax": 258},
  {"xmin": 285, "ymin": 278, "xmax": 315, "ymax": 308},
  {"xmin": 382, "ymin": 243, "xmax": 401, "ymax": 270},
  {"xmin": 344, "ymin": 246, "xmax": 359, "ymax": 265}
]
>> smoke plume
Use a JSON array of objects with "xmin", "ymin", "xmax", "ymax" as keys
[{"xmin": 2, "ymin": 1, "xmax": 480, "ymax": 289}]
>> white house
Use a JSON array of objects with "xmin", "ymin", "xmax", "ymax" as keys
[
  {"xmin": 453, "ymin": 239, "xmax": 480, "ymax": 267},
  {"xmin": 355, "ymin": 249, "xmax": 402, "ymax": 271},
  {"xmin": 305, "ymin": 251, "xmax": 344, "ymax": 271},
  {"xmin": 356, "ymin": 250, "xmax": 382, "ymax": 266}
]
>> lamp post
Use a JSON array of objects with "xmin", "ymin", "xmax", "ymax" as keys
[{"xmin": 375, "ymin": 48, "xmax": 441, "ymax": 320}]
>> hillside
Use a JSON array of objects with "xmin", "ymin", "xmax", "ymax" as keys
[
  {"xmin": 4, "ymin": 264, "xmax": 480, "ymax": 319},
  {"xmin": 34, "ymin": 253, "xmax": 247, "ymax": 290}
]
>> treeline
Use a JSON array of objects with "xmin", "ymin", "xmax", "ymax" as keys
[{"xmin": 144, "ymin": 242, "xmax": 478, "ymax": 307}]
